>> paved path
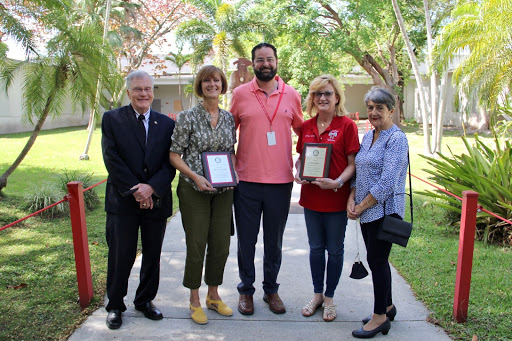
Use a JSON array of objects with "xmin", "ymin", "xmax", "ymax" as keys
[{"xmin": 69, "ymin": 182, "xmax": 451, "ymax": 341}]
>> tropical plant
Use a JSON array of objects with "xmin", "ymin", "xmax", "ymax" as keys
[
  {"xmin": 165, "ymin": 46, "xmax": 192, "ymax": 111},
  {"xmin": 25, "ymin": 183, "xmax": 69, "ymax": 219},
  {"xmin": 421, "ymin": 135, "xmax": 512, "ymax": 245},
  {"xmin": 495, "ymin": 101, "xmax": 512, "ymax": 137},
  {"xmin": 435, "ymin": 0, "xmax": 512, "ymax": 121},
  {"xmin": 0, "ymin": 2, "xmax": 36, "ymax": 56},
  {"xmin": 176, "ymin": 0, "xmax": 270, "ymax": 74},
  {"xmin": 0, "ymin": 7, "xmax": 116, "ymax": 190},
  {"xmin": 57, "ymin": 171, "xmax": 100, "ymax": 210}
]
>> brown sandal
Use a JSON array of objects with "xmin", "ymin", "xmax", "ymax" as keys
[{"xmin": 302, "ymin": 299, "xmax": 323, "ymax": 317}]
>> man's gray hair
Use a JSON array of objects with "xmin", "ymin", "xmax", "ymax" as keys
[
  {"xmin": 364, "ymin": 86, "xmax": 395, "ymax": 110},
  {"xmin": 126, "ymin": 70, "xmax": 154, "ymax": 89}
]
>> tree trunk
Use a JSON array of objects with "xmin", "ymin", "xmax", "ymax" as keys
[
  {"xmin": 81, "ymin": 0, "xmax": 111, "ymax": 160},
  {"xmin": 178, "ymin": 70, "xmax": 183, "ymax": 111},
  {"xmin": 392, "ymin": 0, "xmax": 432, "ymax": 154},
  {"xmin": 0, "ymin": 106, "xmax": 51, "ymax": 191},
  {"xmin": 424, "ymin": 0, "xmax": 438, "ymax": 154},
  {"xmin": 435, "ymin": 71, "xmax": 448, "ymax": 153}
]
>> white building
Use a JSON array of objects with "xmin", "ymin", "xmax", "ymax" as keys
[{"xmin": 0, "ymin": 56, "xmax": 484, "ymax": 135}]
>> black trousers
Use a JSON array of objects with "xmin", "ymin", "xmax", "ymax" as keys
[
  {"xmin": 361, "ymin": 215, "xmax": 397, "ymax": 315},
  {"xmin": 234, "ymin": 181, "xmax": 293, "ymax": 295},
  {"xmin": 105, "ymin": 213, "xmax": 167, "ymax": 312}
]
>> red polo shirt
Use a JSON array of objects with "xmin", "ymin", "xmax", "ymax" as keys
[{"xmin": 296, "ymin": 115, "xmax": 360, "ymax": 212}]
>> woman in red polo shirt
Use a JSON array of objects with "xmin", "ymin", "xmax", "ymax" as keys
[{"xmin": 295, "ymin": 74, "xmax": 360, "ymax": 322}]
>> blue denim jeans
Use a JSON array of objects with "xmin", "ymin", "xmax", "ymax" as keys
[{"xmin": 304, "ymin": 208, "xmax": 347, "ymax": 298}]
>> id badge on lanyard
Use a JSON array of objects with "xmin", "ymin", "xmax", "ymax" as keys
[
  {"xmin": 267, "ymin": 131, "xmax": 276, "ymax": 146},
  {"xmin": 252, "ymin": 82, "xmax": 285, "ymax": 146}
]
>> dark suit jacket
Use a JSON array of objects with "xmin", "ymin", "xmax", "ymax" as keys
[{"xmin": 101, "ymin": 104, "xmax": 176, "ymax": 219}]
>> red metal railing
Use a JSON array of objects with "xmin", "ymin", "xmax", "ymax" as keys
[
  {"xmin": 1, "ymin": 175, "xmax": 510, "ymax": 319},
  {"xmin": 1, "ymin": 179, "xmax": 106, "ymax": 309},
  {"xmin": 410, "ymin": 173, "xmax": 510, "ymax": 322}
]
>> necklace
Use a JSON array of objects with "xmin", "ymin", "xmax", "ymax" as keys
[{"xmin": 318, "ymin": 114, "xmax": 334, "ymax": 129}]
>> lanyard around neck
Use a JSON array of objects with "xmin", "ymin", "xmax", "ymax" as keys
[{"xmin": 252, "ymin": 81, "xmax": 285, "ymax": 129}]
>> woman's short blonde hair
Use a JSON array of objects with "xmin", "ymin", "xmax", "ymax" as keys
[
  {"xmin": 305, "ymin": 74, "xmax": 346, "ymax": 117},
  {"xmin": 194, "ymin": 65, "xmax": 228, "ymax": 98}
]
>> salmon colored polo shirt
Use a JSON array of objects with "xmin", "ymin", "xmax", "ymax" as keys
[
  {"xmin": 230, "ymin": 76, "xmax": 304, "ymax": 183},
  {"xmin": 296, "ymin": 115, "xmax": 360, "ymax": 212}
]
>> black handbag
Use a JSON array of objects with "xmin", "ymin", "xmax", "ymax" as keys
[
  {"xmin": 376, "ymin": 153, "xmax": 413, "ymax": 247},
  {"xmin": 350, "ymin": 221, "xmax": 369, "ymax": 279}
]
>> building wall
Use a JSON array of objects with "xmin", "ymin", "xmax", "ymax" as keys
[
  {"xmin": 2, "ymin": 66, "xmax": 486, "ymax": 134},
  {"xmin": 0, "ymin": 76, "xmax": 90, "ymax": 135},
  {"xmin": 0, "ymin": 77, "xmax": 197, "ymax": 135},
  {"xmin": 344, "ymin": 83, "xmax": 372, "ymax": 119},
  {"xmin": 153, "ymin": 84, "xmax": 195, "ymax": 115},
  {"xmin": 403, "ymin": 73, "xmax": 483, "ymax": 128}
]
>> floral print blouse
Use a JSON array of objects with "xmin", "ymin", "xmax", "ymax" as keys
[
  {"xmin": 170, "ymin": 103, "xmax": 236, "ymax": 192},
  {"xmin": 353, "ymin": 124, "xmax": 409, "ymax": 223}
]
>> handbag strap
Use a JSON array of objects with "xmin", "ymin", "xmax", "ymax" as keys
[
  {"xmin": 407, "ymin": 153, "xmax": 413, "ymax": 224},
  {"xmin": 383, "ymin": 151, "xmax": 413, "ymax": 225},
  {"xmin": 354, "ymin": 220, "xmax": 362, "ymax": 262}
]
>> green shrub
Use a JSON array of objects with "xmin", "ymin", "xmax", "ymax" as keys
[
  {"xmin": 25, "ymin": 183, "xmax": 69, "ymax": 218},
  {"xmin": 24, "ymin": 171, "xmax": 100, "ymax": 220},
  {"xmin": 421, "ymin": 134, "xmax": 512, "ymax": 245},
  {"xmin": 57, "ymin": 171, "xmax": 100, "ymax": 210}
]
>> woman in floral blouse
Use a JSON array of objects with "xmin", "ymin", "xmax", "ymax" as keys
[
  {"xmin": 347, "ymin": 87, "xmax": 409, "ymax": 339},
  {"xmin": 169, "ymin": 65, "xmax": 236, "ymax": 325}
]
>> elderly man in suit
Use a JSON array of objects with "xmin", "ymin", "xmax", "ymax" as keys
[{"xmin": 101, "ymin": 70, "xmax": 176, "ymax": 329}]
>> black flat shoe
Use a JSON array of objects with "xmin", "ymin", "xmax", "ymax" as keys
[
  {"xmin": 352, "ymin": 318, "xmax": 391, "ymax": 339},
  {"xmin": 135, "ymin": 301, "xmax": 163, "ymax": 320},
  {"xmin": 362, "ymin": 305, "xmax": 397, "ymax": 324},
  {"xmin": 106, "ymin": 309, "xmax": 122, "ymax": 329}
]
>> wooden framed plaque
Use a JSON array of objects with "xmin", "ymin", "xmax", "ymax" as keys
[
  {"xmin": 299, "ymin": 143, "xmax": 332, "ymax": 181},
  {"xmin": 201, "ymin": 152, "xmax": 237, "ymax": 188}
]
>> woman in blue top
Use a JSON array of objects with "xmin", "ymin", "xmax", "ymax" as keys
[{"xmin": 347, "ymin": 87, "xmax": 409, "ymax": 339}]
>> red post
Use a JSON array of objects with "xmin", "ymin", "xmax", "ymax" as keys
[
  {"xmin": 67, "ymin": 181, "xmax": 93, "ymax": 309},
  {"xmin": 453, "ymin": 190, "xmax": 479, "ymax": 322}
]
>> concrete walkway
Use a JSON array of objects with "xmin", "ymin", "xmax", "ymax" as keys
[{"xmin": 69, "ymin": 181, "xmax": 451, "ymax": 341}]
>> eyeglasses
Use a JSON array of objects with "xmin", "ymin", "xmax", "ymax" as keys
[
  {"xmin": 313, "ymin": 91, "xmax": 334, "ymax": 98},
  {"xmin": 131, "ymin": 87, "xmax": 153, "ymax": 93},
  {"xmin": 254, "ymin": 57, "xmax": 276, "ymax": 64}
]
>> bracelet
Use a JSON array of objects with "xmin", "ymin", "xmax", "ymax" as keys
[
  {"xmin": 333, "ymin": 178, "xmax": 344, "ymax": 192},
  {"xmin": 365, "ymin": 198, "xmax": 371, "ymax": 207}
]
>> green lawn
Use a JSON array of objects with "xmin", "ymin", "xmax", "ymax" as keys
[
  {"xmin": 0, "ymin": 126, "xmax": 178, "ymax": 340},
  {"xmin": 0, "ymin": 125, "xmax": 510, "ymax": 340}
]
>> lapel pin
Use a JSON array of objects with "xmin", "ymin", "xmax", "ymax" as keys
[{"xmin": 154, "ymin": 121, "xmax": 158, "ymax": 125}]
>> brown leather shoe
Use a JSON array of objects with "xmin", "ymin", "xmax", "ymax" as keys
[
  {"xmin": 238, "ymin": 294, "xmax": 254, "ymax": 315},
  {"xmin": 263, "ymin": 293, "xmax": 286, "ymax": 314}
]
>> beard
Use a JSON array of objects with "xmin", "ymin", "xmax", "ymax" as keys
[{"xmin": 254, "ymin": 67, "xmax": 277, "ymax": 82}]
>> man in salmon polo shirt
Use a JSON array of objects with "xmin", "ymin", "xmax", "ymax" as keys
[{"xmin": 230, "ymin": 42, "xmax": 304, "ymax": 315}]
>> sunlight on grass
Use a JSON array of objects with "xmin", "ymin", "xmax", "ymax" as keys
[{"xmin": 0, "ymin": 125, "xmax": 509, "ymax": 340}]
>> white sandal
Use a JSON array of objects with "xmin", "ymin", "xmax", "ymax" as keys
[
  {"xmin": 323, "ymin": 304, "xmax": 337, "ymax": 322},
  {"xmin": 302, "ymin": 299, "xmax": 323, "ymax": 317}
]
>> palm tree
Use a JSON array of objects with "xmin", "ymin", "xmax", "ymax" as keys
[
  {"xmin": 165, "ymin": 47, "xmax": 192, "ymax": 111},
  {"xmin": 176, "ymin": 0, "xmax": 270, "ymax": 75},
  {"xmin": 0, "ymin": 3, "xmax": 36, "ymax": 56},
  {"xmin": 435, "ymin": 0, "xmax": 512, "ymax": 119},
  {"xmin": 0, "ymin": 14, "xmax": 115, "ymax": 190}
]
